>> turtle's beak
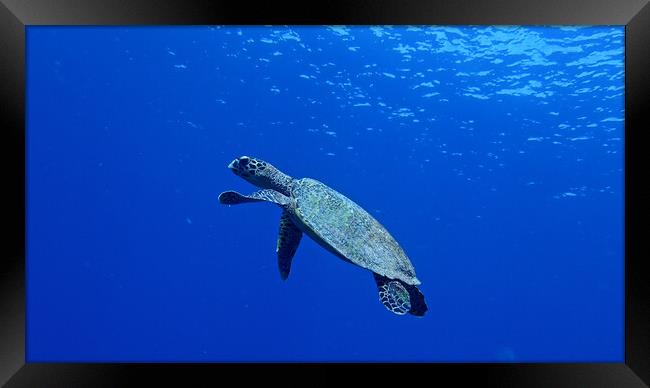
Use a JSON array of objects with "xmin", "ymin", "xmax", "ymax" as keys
[{"xmin": 228, "ymin": 159, "xmax": 238, "ymax": 171}]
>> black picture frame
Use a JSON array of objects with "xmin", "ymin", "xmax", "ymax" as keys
[{"xmin": 1, "ymin": 0, "xmax": 648, "ymax": 386}]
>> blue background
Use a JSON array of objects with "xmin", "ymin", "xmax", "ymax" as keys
[{"xmin": 27, "ymin": 26, "xmax": 624, "ymax": 361}]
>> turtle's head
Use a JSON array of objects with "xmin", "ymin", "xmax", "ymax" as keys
[
  {"xmin": 228, "ymin": 156, "xmax": 268, "ymax": 180},
  {"xmin": 227, "ymin": 156, "xmax": 293, "ymax": 196}
]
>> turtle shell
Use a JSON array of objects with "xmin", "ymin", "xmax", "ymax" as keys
[{"xmin": 291, "ymin": 178, "xmax": 420, "ymax": 285}]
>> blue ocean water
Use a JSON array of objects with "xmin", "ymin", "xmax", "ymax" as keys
[{"xmin": 26, "ymin": 26, "xmax": 624, "ymax": 362}]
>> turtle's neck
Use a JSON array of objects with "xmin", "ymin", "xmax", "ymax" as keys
[{"xmin": 265, "ymin": 167, "xmax": 293, "ymax": 196}]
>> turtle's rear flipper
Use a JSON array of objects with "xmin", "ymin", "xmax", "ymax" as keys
[
  {"xmin": 219, "ymin": 189, "xmax": 290, "ymax": 206},
  {"xmin": 373, "ymin": 273, "xmax": 428, "ymax": 316},
  {"xmin": 277, "ymin": 210, "xmax": 302, "ymax": 280}
]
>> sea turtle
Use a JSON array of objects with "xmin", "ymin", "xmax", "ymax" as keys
[{"xmin": 218, "ymin": 156, "xmax": 427, "ymax": 316}]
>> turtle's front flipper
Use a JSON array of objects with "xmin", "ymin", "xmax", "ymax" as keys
[
  {"xmin": 219, "ymin": 189, "xmax": 290, "ymax": 206},
  {"xmin": 373, "ymin": 273, "xmax": 428, "ymax": 316},
  {"xmin": 277, "ymin": 210, "xmax": 302, "ymax": 280}
]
